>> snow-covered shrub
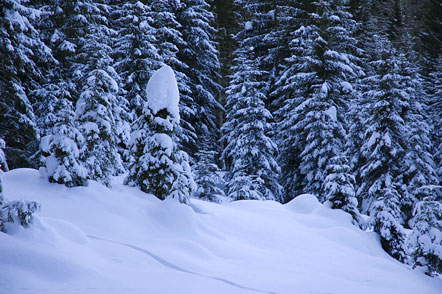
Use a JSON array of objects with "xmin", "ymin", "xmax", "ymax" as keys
[
  {"xmin": 369, "ymin": 188, "xmax": 407, "ymax": 262},
  {"xmin": 408, "ymin": 193, "xmax": 442, "ymax": 276},
  {"xmin": 0, "ymin": 200, "xmax": 41, "ymax": 233}
]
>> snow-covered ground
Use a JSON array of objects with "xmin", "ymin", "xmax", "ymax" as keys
[{"xmin": 1, "ymin": 169, "xmax": 441, "ymax": 294}]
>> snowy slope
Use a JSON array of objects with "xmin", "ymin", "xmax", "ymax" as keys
[{"xmin": 1, "ymin": 169, "xmax": 441, "ymax": 294}]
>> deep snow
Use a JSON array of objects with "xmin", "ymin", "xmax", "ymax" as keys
[{"xmin": 1, "ymin": 169, "xmax": 441, "ymax": 294}]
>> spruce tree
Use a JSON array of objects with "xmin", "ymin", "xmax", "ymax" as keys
[
  {"xmin": 400, "ymin": 54, "xmax": 439, "ymax": 221},
  {"xmin": 111, "ymin": 0, "xmax": 162, "ymax": 119},
  {"xmin": 73, "ymin": 0, "xmax": 124, "ymax": 186},
  {"xmin": 408, "ymin": 189, "xmax": 442, "ymax": 276},
  {"xmin": 76, "ymin": 69, "xmax": 123, "ymax": 187},
  {"xmin": 358, "ymin": 43, "xmax": 409, "ymax": 261},
  {"xmin": 222, "ymin": 47, "xmax": 282, "ymax": 202},
  {"xmin": 0, "ymin": 138, "xmax": 40, "ymax": 233},
  {"xmin": 275, "ymin": 0, "xmax": 360, "ymax": 201},
  {"xmin": 0, "ymin": 0, "xmax": 53, "ymax": 169},
  {"xmin": 39, "ymin": 81, "xmax": 87, "ymax": 187},
  {"xmin": 149, "ymin": 0, "xmax": 196, "ymax": 154},
  {"xmin": 177, "ymin": 0, "xmax": 223, "ymax": 160},
  {"xmin": 194, "ymin": 140, "xmax": 225, "ymax": 203},
  {"xmin": 323, "ymin": 156, "xmax": 359, "ymax": 219},
  {"xmin": 125, "ymin": 65, "xmax": 195, "ymax": 204}
]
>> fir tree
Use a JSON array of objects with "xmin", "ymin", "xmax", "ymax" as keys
[
  {"xmin": 111, "ymin": 0, "xmax": 162, "ymax": 119},
  {"xmin": 76, "ymin": 69, "xmax": 123, "ymax": 187},
  {"xmin": 72, "ymin": 0, "xmax": 124, "ymax": 185},
  {"xmin": 408, "ymin": 189, "xmax": 442, "ymax": 276},
  {"xmin": 149, "ymin": 0, "xmax": 196, "ymax": 154},
  {"xmin": 39, "ymin": 81, "xmax": 87, "ymax": 187},
  {"xmin": 358, "ymin": 43, "xmax": 409, "ymax": 261},
  {"xmin": 0, "ymin": 0, "xmax": 53, "ymax": 169},
  {"xmin": 369, "ymin": 187, "xmax": 407, "ymax": 262},
  {"xmin": 275, "ymin": 0, "xmax": 360, "ymax": 201},
  {"xmin": 177, "ymin": 0, "xmax": 223, "ymax": 161},
  {"xmin": 194, "ymin": 140, "xmax": 225, "ymax": 203},
  {"xmin": 323, "ymin": 155, "xmax": 359, "ymax": 220},
  {"xmin": 400, "ymin": 54, "xmax": 439, "ymax": 221},
  {"xmin": 125, "ymin": 65, "xmax": 195, "ymax": 204},
  {"xmin": 222, "ymin": 47, "xmax": 282, "ymax": 202}
]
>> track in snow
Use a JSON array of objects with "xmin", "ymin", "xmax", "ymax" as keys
[{"xmin": 88, "ymin": 235, "xmax": 277, "ymax": 294}]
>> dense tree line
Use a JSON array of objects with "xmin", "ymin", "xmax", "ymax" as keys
[{"xmin": 0, "ymin": 0, "xmax": 441, "ymax": 276}]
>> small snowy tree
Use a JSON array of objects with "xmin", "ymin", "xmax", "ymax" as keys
[
  {"xmin": 39, "ymin": 85, "xmax": 87, "ymax": 188},
  {"xmin": 125, "ymin": 65, "xmax": 195, "ymax": 204},
  {"xmin": 194, "ymin": 145, "xmax": 225, "ymax": 203},
  {"xmin": 323, "ymin": 155, "xmax": 360, "ymax": 221},
  {"xmin": 0, "ymin": 138, "xmax": 40, "ymax": 233},
  {"xmin": 369, "ymin": 187, "xmax": 407, "ymax": 262},
  {"xmin": 408, "ymin": 189, "xmax": 442, "ymax": 276}
]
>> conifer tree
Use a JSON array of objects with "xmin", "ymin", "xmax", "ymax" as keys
[
  {"xmin": 222, "ymin": 47, "xmax": 282, "ymax": 202},
  {"xmin": 39, "ymin": 81, "xmax": 87, "ymax": 187},
  {"xmin": 427, "ymin": 58, "xmax": 442, "ymax": 188},
  {"xmin": 400, "ymin": 54, "xmax": 439, "ymax": 220},
  {"xmin": 323, "ymin": 156, "xmax": 359, "ymax": 219},
  {"xmin": 177, "ymin": 0, "xmax": 223, "ymax": 160},
  {"xmin": 125, "ymin": 66, "xmax": 195, "ymax": 204},
  {"xmin": 408, "ymin": 189, "xmax": 442, "ymax": 276},
  {"xmin": 194, "ymin": 139, "xmax": 225, "ymax": 203},
  {"xmin": 358, "ymin": 43, "xmax": 409, "ymax": 261},
  {"xmin": 0, "ymin": 0, "xmax": 53, "ymax": 169},
  {"xmin": 0, "ymin": 138, "xmax": 40, "ymax": 233},
  {"xmin": 149, "ymin": 0, "xmax": 196, "ymax": 154},
  {"xmin": 76, "ymin": 69, "xmax": 123, "ymax": 187},
  {"xmin": 111, "ymin": 0, "xmax": 162, "ymax": 119},
  {"xmin": 275, "ymin": 0, "xmax": 360, "ymax": 201},
  {"xmin": 73, "ymin": 0, "xmax": 124, "ymax": 185}
]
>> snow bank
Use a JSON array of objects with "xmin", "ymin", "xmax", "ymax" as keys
[
  {"xmin": 1, "ymin": 169, "xmax": 441, "ymax": 294},
  {"xmin": 146, "ymin": 65, "xmax": 180, "ymax": 120}
]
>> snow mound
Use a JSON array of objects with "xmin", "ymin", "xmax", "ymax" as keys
[
  {"xmin": 1, "ymin": 169, "xmax": 441, "ymax": 294},
  {"xmin": 146, "ymin": 65, "xmax": 180, "ymax": 120},
  {"xmin": 285, "ymin": 194, "xmax": 321, "ymax": 214}
]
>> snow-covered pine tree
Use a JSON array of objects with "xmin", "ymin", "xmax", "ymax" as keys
[
  {"xmin": 73, "ymin": 0, "xmax": 124, "ymax": 186},
  {"xmin": 426, "ymin": 58, "xmax": 442, "ymax": 189},
  {"xmin": 0, "ymin": 0, "xmax": 53, "ymax": 169},
  {"xmin": 194, "ymin": 138, "xmax": 225, "ymax": 203},
  {"xmin": 176, "ymin": 0, "xmax": 223, "ymax": 161},
  {"xmin": 76, "ymin": 68, "xmax": 123, "ymax": 187},
  {"xmin": 400, "ymin": 53, "xmax": 439, "ymax": 222},
  {"xmin": 407, "ymin": 188, "xmax": 442, "ymax": 276},
  {"xmin": 110, "ymin": 0, "xmax": 162, "ymax": 119},
  {"xmin": 358, "ymin": 42, "xmax": 409, "ymax": 261},
  {"xmin": 125, "ymin": 65, "xmax": 195, "ymax": 204},
  {"xmin": 222, "ymin": 45, "xmax": 282, "ymax": 202},
  {"xmin": 369, "ymin": 186, "xmax": 407, "ymax": 262},
  {"xmin": 39, "ymin": 81, "xmax": 87, "ymax": 187},
  {"xmin": 274, "ymin": 0, "xmax": 360, "ymax": 201},
  {"xmin": 149, "ymin": 0, "xmax": 196, "ymax": 155},
  {"xmin": 323, "ymin": 155, "xmax": 359, "ymax": 220}
]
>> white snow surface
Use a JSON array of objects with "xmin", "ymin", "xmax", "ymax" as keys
[
  {"xmin": 1, "ymin": 169, "xmax": 441, "ymax": 294},
  {"xmin": 146, "ymin": 65, "xmax": 180, "ymax": 121}
]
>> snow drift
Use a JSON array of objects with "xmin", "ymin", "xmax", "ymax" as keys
[{"xmin": 1, "ymin": 169, "xmax": 441, "ymax": 294}]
